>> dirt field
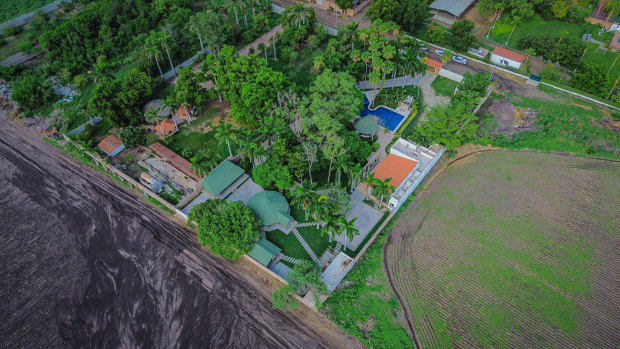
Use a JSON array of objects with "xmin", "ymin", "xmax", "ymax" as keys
[
  {"xmin": 384, "ymin": 150, "xmax": 620, "ymax": 348},
  {"xmin": 0, "ymin": 111, "xmax": 364, "ymax": 349}
]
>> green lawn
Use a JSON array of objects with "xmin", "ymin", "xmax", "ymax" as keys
[
  {"xmin": 430, "ymin": 75, "xmax": 459, "ymax": 97},
  {"xmin": 164, "ymin": 108, "xmax": 234, "ymax": 162},
  {"xmin": 400, "ymin": 84, "xmax": 425, "ymax": 139},
  {"xmin": 296, "ymin": 225, "xmax": 338, "ymax": 257},
  {"xmin": 488, "ymin": 14, "xmax": 588, "ymax": 49},
  {"xmin": 266, "ymin": 229, "xmax": 313, "ymax": 261}
]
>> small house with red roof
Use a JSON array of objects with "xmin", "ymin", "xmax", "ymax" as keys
[
  {"xmin": 177, "ymin": 103, "xmax": 195, "ymax": 122},
  {"xmin": 97, "ymin": 135, "xmax": 125, "ymax": 157},
  {"xmin": 491, "ymin": 47, "xmax": 526, "ymax": 70},
  {"xmin": 423, "ymin": 58, "xmax": 443, "ymax": 74}
]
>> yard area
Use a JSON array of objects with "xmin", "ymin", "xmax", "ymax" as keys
[
  {"xmin": 384, "ymin": 150, "xmax": 620, "ymax": 348},
  {"xmin": 430, "ymin": 76, "xmax": 458, "ymax": 97}
]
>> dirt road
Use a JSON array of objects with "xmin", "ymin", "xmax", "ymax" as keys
[{"xmin": 0, "ymin": 112, "xmax": 364, "ymax": 349}]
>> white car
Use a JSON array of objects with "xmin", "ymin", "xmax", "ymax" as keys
[
  {"xmin": 452, "ymin": 55, "xmax": 468, "ymax": 64},
  {"xmin": 434, "ymin": 49, "xmax": 443, "ymax": 56}
]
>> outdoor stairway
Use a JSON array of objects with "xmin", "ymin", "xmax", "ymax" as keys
[
  {"xmin": 261, "ymin": 231, "xmax": 266, "ymax": 239},
  {"xmin": 281, "ymin": 255, "xmax": 299, "ymax": 264},
  {"xmin": 373, "ymin": 202, "xmax": 389, "ymax": 213},
  {"xmin": 334, "ymin": 242, "xmax": 343, "ymax": 255},
  {"xmin": 292, "ymin": 228, "xmax": 320, "ymax": 263}
]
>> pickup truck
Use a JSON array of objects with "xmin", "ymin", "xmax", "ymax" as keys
[{"xmin": 451, "ymin": 55, "xmax": 468, "ymax": 64}]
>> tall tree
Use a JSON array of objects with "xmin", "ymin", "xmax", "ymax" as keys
[
  {"xmin": 215, "ymin": 122, "xmax": 238, "ymax": 157},
  {"xmin": 337, "ymin": 216, "xmax": 359, "ymax": 250},
  {"xmin": 145, "ymin": 107, "xmax": 166, "ymax": 137},
  {"xmin": 414, "ymin": 102, "xmax": 479, "ymax": 150},
  {"xmin": 290, "ymin": 180, "xmax": 318, "ymax": 220}
]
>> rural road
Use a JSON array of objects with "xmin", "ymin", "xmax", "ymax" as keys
[{"xmin": 0, "ymin": 112, "xmax": 364, "ymax": 349}]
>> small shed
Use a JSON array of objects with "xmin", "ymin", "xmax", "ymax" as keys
[
  {"xmin": 201, "ymin": 160, "xmax": 245, "ymax": 196},
  {"xmin": 490, "ymin": 47, "xmax": 526, "ymax": 70},
  {"xmin": 424, "ymin": 58, "xmax": 443, "ymax": 74},
  {"xmin": 248, "ymin": 238, "xmax": 282, "ymax": 266},
  {"xmin": 97, "ymin": 135, "xmax": 125, "ymax": 157},
  {"xmin": 178, "ymin": 103, "xmax": 195, "ymax": 121}
]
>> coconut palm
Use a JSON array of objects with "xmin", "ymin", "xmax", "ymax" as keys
[
  {"xmin": 157, "ymin": 27, "xmax": 176, "ymax": 76},
  {"xmin": 144, "ymin": 41, "xmax": 165, "ymax": 78},
  {"xmin": 214, "ymin": 122, "xmax": 237, "ymax": 157},
  {"xmin": 288, "ymin": 4, "xmax": 308, "ymax": 27},
  {"xmin": 361, "ymin": 51, "xmax": 371, "ymax": 81},
  {"xmin": 505, "ymin": 15, "xmax": 521, "ymax": 46},
  {"xmin": 161, "ymin": 97, "xmax": 179, "ymax": 131},
  {"xmin": 337, "ymin": 216, "xmax": 359, "ymax": 250},
  {"xmin": 181, "ymin": 147, "xmax": 193, "ymax": 158},
  {"xmin": 400, "ymin": 48, "xmax": 425, "ymax": 88},
  {"xmin": 145, "ymin": 107, "xmax": 165, "ymax": 137},
  {"xmin": 190, "ymin": 158, "xmax": 210, "ymax": 177},
  {"xmin": 290, "ymin": 180, "xmax": 318, "ymax": 220},
  {"xmin": 364, "ymin": 172, "xmax": 379, "ymax": 199},
  {"xmin": 332, "ymin": 156, "xmax": 353, "ymax": 186},
  {"xmin": 441, "ymin": 49, "xmax": 452, "ymax": 65},
  {"xmin": 374, "ymin": 177, "xmax": 395, "ymax": 207},
  {"xmin": 225, "ymin": 0, "xmax": 245, "ymax": 25},
  {"xmin": 189, "ymin": 12, "xmax": 209, "ymax": 53},
  {"xmin": 257, "ymin": 42, "xmax": 267, "ymax": 63},
  {"xmin": 341, "ymin": 21, "xmax": 359, "ymax": 52},
  {"xmin": 313, "ymin": 54, "xmax": 325, "ymax": 71},
  {"xmin": 349, "ymin": 163, "xmax": 362, "ymax": 191},
  {"xmin": 308, "ymin": 195, "xmax": 331, "ymax": 229},
  {"xmin": 321, "ymin": 213, "xmax": 342, "ymax": 242}
]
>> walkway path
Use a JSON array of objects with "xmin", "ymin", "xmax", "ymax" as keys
[
  {"xmin": 238, "ymin": 25, "xmax": 283, "ymax": 56},
  {"xmin": 355, "ymin": 74, "xmax": 423, "ymax": 90},
  {"xmin": 292, "ymin": 226, "xmax": 320, "ymax": 263}
]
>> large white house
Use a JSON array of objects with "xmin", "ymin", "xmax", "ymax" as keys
[
  {"xmin": 490, "ymin": 47, "xmax": 526, "ymax": 70},
  {"xmin": 369, "ymin": 138, "xmax": 444, "ymax": 212}
]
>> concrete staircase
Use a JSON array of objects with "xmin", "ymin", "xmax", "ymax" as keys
[
  {"xmin": 334, "ymin": 242, "xmax": 343, "ymax": 255},
  {"xmin": 292, "ymin": 228, "xmax": 320, "ymax": 263},
  {"xmin": 281, "ymin": 255, "xmax": 300, "ymax": 264},
  {"xmin": 261, "ymin": 231, "xmax": 266, "ymax": 239}
]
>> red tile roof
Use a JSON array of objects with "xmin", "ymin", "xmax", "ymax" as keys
[
  {"xmin": 371, "ymin": 154, "xmax": 418, "ymax": 190},
  {"xmin": 153, "ymin": 119, "xmax": 176, "ymax": 135},
  {"xmin": 424, "ymin": 58, "xmax": 443, "ymax": 69},
  {"xmin": 98, "ymin": 135, "xmax": 123, "ymax": 154},
  {"xmin": 492, "ymin": 47, "xmax": 526, "ymax": 63},
  {"xmin": 149, "ymin": 143, "xmax": 199, "ymax": 181},
  {"xmin": 178, "ymin": 104, "xmax": 193, "ymax": 119}
]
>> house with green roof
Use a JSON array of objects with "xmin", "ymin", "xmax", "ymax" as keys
[
  {"xmin": 247, "ymin": 191, "xmax": 294, "ymax": 229},
  {"xmin": 201, "ymin": 160, "xmax": 245, "ymax": 196},
  {"xmin": 248, "ymin": 238, "xmax": 282, "ymax": 266}
]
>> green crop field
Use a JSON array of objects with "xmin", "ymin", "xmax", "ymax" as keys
[
  {"xmin": 0, "ymin": 0, "xmax": 57, "ymax": 23},
  {"xmin": 386, "ymin": 151, "xmax": 620, "ymax": 348}
]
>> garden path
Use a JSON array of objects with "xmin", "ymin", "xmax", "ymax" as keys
[{"xmin": 238, "ymin": 25, "xmax": 283, "ymax": 56}]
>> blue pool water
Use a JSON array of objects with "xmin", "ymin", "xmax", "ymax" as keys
[{"xmin": 357, "ymin": 95, "xmax": 404, "ymax": 132}]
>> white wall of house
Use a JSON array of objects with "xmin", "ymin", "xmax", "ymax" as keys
[{"xmin": 490, "ymin": 54, "xmax": 522, "ymax": 70}]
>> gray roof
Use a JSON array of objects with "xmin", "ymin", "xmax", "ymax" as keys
[{"xmin": 429, "ymin": 0, "xmax": 475, "ymax": 17}]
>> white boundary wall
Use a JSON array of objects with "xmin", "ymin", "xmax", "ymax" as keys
[
  {"xmin": 438, "ymin": 68, "xmax": 463, "ymax": 82},
  {"xmin": 0, "ymin": 0, "xmax": 72, "ymax": 30}
]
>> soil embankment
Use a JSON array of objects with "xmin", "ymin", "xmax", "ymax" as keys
[{"xmin": 0, "ymin": 112, "xmax": 364, "ymax": 349}]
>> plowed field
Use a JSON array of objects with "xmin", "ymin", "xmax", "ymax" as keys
[{"xmin": 385, "ymin": 151, "xmax": 620, "ymax": 348}]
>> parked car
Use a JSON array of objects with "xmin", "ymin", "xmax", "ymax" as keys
[
  {"xmin": 452, "ymin": 55, "xmax": 468, "ymax": 64},
  {"xmin": 434, "ymin": 49, "xmax": 443, "ymax": 56},
  {"xmin": 421, "ymin": 46, "xmax": 430, "ymax": 52}
]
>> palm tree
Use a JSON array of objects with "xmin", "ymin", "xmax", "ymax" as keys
[
  {"xmin": 361, "ymin": 51, "xmax": 371, "ymax": 81},
  {"xmin": 225, "ymin": 0, "xmax": 245, "ymax": 25},
  {"xmin": 249, "ymin": 0, "xmax": 260, "ymax": 15},
  {"xmin": 190, "ymin": 158, "xmax": 210, "ymax": 177},
  {"xmin": 349, "ymin": 163, "xmax": 362, "ymax": 191},
  {"xmin": 332, "ymin": 156, "xmax": 353, "ymax": 186},
  {"xmin": 341, "ymin": 21, "xmax": 359, "ymax": 52},
  {"xmin": 321, "ymin": 214, "xmax": 342, "ymax": 242},
  {"xmin": 365, "ymin": 172, "xmax": 378, "ymax": 200},
  {"xmin": 161, "ymin": 98, "xmax": 178, "ymax": 131},
  {"xmin": 400, "ymin": 48, "xmax": 425, "ymax": 88},
  {"xmin": 558, "ymin": 29, "xmax": 569, "ymax": 44},
  {"xmin": 505, "ymin": 15, "xmax": 521, "ymax": 46},
  {"xmin": 441, "ymin": 48, "xmax": 452, "ymax": 65},
  {"xmin": 144, "ymin": 42, "xmax": 165, "ymax": 78},
  {"xmin": 337, "ymin": 216, "xmax": 359, "ymax": 250},
  {"xmin": 189, "ymin": 12, "xmax": 208, "ymax": 53},
  {"xmin": 288, "ymin": 4, "xmax": 308, "ymax": 27},
  {"xmin": 215, "ymin": 122, "xmax": 237, "ymax": 157},
  {"xmin": 157, "ymin": 27, "xmax": 176, "ymax": 76},
  {"xmin": 308, "ymin": 195, "xmax": 331, "ymax": 229},
  {"xmin": 374, "ymin": 177, "xmax": 395, "ymax": 207},
  {"xmin": 257, "ymin": 42, "xmax": 267, "ymax": 63},
  {"xmin": 313, "ymin": 54, "xmax": 325, "ymax": 72},
  {"xmin": 523, "ymin": 47, "xmax": 536, "ymax": 71},
  {"xmin": 181, "ymin": 147, "xmax": 193, "ymax": 158},
  {"xmin": 145, "ymin": 107, "xmax": 165, "ymax": 137},
  {"xmin": 290, "ymin": 180, "xmax": 318, "ymax": 220}
]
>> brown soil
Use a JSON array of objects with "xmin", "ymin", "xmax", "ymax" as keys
[
  {"xmin": 383, "ymin": 150, "xmax": 620, "ymax": 348},
  {"xmin": 462, "ymin": 6, "xmax": 491, "ymax": 39},
  {"xmin": 592, "ymin": 114, "xmax": 620, "ymax": 133},
  {"xmin": 481, "ymin": 97, "xmax": 539, "ymax": 137},
  {"xmin": 0, "ymin": 111, "xmax": 364, "ymax": 349}
]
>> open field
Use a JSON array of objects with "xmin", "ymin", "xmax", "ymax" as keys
[{"xmin": 385, "ymin": 150, "xmax": 620, "ymax": 348}]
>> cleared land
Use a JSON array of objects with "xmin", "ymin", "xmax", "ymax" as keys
[{"xmin": 385, "ymin": 150, "xmax": 620, "ymax": 348}]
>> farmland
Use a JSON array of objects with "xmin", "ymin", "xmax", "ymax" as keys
[
  {"xmin": 385, "ymin": 151, "xmax": 620, "ymax": 348},
  {"xmin": 0, "ymin": 0, "xmax": 56, "ymax": 23}
]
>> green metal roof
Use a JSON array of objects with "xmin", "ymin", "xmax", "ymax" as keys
[
  {"xmin": 201, "ymin": 160, "xmax": 245, "ymax": 195},
  {"xmin": 248, "ymin": 238, "xmax": 282, "ymax": 266},
  {"xmin": 247, "ymin": 191, "xmax": 293, "ymax": 226}
]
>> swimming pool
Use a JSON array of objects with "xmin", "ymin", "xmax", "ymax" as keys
[{"xmin": 355, "ymin": 95, "xmax": 405, "ymax": 133}]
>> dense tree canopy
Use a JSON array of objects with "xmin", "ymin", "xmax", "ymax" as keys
[
  {"xmin": 11, "ymin": 75, "xmax": 54, "ymax": 111},
  {"xmin": 518, "ymin": 34, "xmax": 586, "ymax": 66},
  {"xmin": 187, "ymin": 199, "xmax": 261, "ymax": 260},
  {"xmin": 572, "ymin": 62, "xmax": 612, "ymax": 98},
  {"xmin": 414, "ymin": 102, "xmax": 479, "ymax": 150},
  {"xmin": 449, "ymin": 20, "xmax": 476, "ymax": 52}
]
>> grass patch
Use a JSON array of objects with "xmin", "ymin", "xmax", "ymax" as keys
[
  {"xmin": 266, "ymin": 229, "xmax": 313, "ymax": 261},
  {"xmin": 488, "ymin": 14, "xmax": 587, "ymax": 49},
  {"xmin": 430, "ymin": 75, "xmax": 459, "ymax": 97},
  {"xmin": 323, "ymin": 230, "xmax": 414, "ymax": 349},
  {"xmin": 148, "ymin": 197, "xmax": 175, "ymax": 215},
  {"xmin": 400, "ymin": 84, "xmax": 425, "ymax": 139},
  {"xmin": 296, "ymin": 225, "xmax": 337, "ymax": 257}
]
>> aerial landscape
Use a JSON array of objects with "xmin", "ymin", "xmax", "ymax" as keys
[{"xmin": 0, "ymin": 0, "xmax": 619, "ymax": 348}]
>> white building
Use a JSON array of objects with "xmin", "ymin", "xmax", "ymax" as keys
[
  {"xmin": 490, "ymin": 47, "xmax": 526, "ymax": 70},
  {"xmin": 369, "ymin": 138, "xmax": 444, "ymax": 212}
]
